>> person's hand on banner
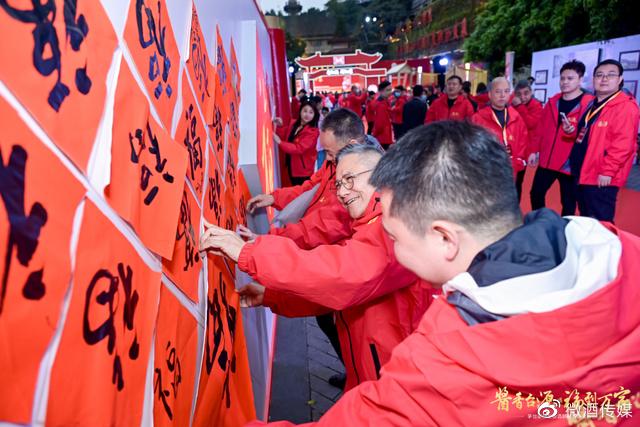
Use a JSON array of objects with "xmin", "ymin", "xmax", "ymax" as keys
[
  {"xmin": 237, "ymin": 224, "xmax": 257, "ymax": 242},
  {"xmin": 528, "ymin": 152, "xmax": 539, "ymax": 167},
  {"xmin": 200, "ymin": 219, "xmax": 246, "ymax": 262},
  {"xmin": 272, "ymin": 117, "xmax": 283, "ymax": 127},
  {"xmin": 237, "ymin": 282, "xmax": 265, "ymax": 308},
  {"xmin": 247, "ymin": 194, "xmax": 274, "ymax": 213},
  {"xmin": 597, "ymin": 175, "xmax": 612, "ymax": 187}
]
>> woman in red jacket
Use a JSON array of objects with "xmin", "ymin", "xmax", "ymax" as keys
[{"xmin": 275, "ymin": 102, "xmax": 320, "ymax": 186}]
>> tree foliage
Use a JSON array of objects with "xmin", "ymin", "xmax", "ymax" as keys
[
  {"xmin": 464, "ymin": 0, "xmax": 640, "ymax": 76},
  {"xmin": 285, "ymin": 31, "xmax": 307, "ymax": 62}
]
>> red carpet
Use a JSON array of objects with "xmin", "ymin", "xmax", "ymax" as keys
[{"xmin": 520, "ymin": 169, "xmax": 640, "ymax": 236}]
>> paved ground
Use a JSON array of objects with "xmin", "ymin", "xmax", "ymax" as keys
[{"xmin": 268, "ymin": 316, "xmax": 343, "ymax": 423}]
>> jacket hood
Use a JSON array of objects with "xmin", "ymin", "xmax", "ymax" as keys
[{"xmin": 430, "ymin": 209, "xmax": 640, "ymax": 390}]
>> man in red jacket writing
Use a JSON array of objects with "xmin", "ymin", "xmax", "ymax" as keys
[
  {"xmin": 568, "ymin": 59, "xmax": 640, "ymax": 222},
  {"xmin": 200, "ymin": 144, "xmax": 435, "ymax": 392},
  {"xmin": 246, "ymin": 109, "xmax": 370, "ymax": 388},
  {"xmin": 244, "ymin": 120, "xmax": 640, "ymax": 426},
  {"xmin": 472, "ymin": 77, "xmax": 530, "ymax": 200}
]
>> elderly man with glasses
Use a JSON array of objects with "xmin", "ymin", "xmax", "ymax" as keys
[{"xmin": 200, "ymin": 143, "xmax": 436, "ymax": 392}]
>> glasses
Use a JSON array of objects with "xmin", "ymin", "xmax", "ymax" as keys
[
  {"xmin": 335, "ymin": 169, "xmax": 373, "ymax": 192},
  {"xmin": 594, "ymin": 73, "xmax": 620, "ymax": 80}
]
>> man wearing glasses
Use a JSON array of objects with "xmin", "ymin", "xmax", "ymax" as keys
[
  {"xmin": 200, "ymin": 144, "xmax": 435, "ymax": 392},
  {"xmin": 569, "ymin": 59, "xmax": 640, "ymax": 221}
]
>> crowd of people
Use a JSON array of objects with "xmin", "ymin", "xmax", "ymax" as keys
[{"xmin": 198, "ymin": 58, "xmax": 640, "ymax": 425}]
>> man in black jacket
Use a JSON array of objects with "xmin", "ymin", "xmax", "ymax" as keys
[{"xmin": 400, "ymin": 85, "xmax": 428, "ymax": 139}]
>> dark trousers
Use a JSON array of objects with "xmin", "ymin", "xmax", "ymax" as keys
[
  {"xmin": 367, "ymin": 121, "xmax": 374, "ymax": 135},
  {"xmin": 315, "ymin": 313, "xmax": 343, "ymax": 363},
  {"xmin": 530, "ymin": 167, "xmax": 578, "ymax": 216},
  {"xmin": 290, "ymin": 176, "xmax": 310, "ymax": 186},
  {"xmin": 515, "ymin": 169, "xmax": 526, "ymax": 202},
  {"xmin": 392, "ymin": 123, "xmax": 403, "ymax": 141},
  {"xmin": 577, "ymin": 185, "xmax": 619, "ymax": 222}
]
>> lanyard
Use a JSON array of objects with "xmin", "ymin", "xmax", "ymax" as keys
[
  {"xmin": 583, "ymin": 91, "xmax": 620, "ymax": 126},
  {"xmin": 490, "ymin": 108, "xmax": 509, "ymax": 147}
]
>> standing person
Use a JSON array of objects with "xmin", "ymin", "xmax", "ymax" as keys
[
  {"xmin": 247, "ymin": 110, "xmax": 372, "ymax": 388},
  {"xmin": 401, "ymin": 85, "xmax": 428, "ymax": 136},
  {"xmin": 462, "ymin": 81, "xmax": 478, "ymax": 112},
  {"xmin": 372, "ymin": 81, "xmax": 394, "ymax": 150},
  {"xmin": 511, "ymin": 80, "xmax": 543, "ymax": 132},
  {"xmin": 390, "ymin": 85, "xmax": 408, "ymax": 140},
  {"xmin": 529, "ymin": 60, "xmax": 594, "ymax": 215},
  {"xmin": 569, "ymin": 59, "xmax": 640, "ymax": 222},
  {"xmin": 274, "ymin": 102, "xmax": 320, "ymax": 186},
  {"xmin": 365, "ymin": 91, "xmax": 376, "ymax": 135},
  {"xmin": 426, "ymin": 85, "xmax": 440, "ymax": 106},
  {"xmin": 471, "ymin": 77, "xmax": 529, "ymax": 200},
  {"xmin": 245, "ymin": 121, "xmax": 640, "ymax": 427},
  {"xmin": 344, "ymin": 85, "xmax": 368, "ymax": 117},
  {"xmin": 291, "ymin": 89, "xmax": 307, "ymax": 119},
  {"xmin": 473, "ymin": 82, "xmax": 489, "ymax": 108},
  {"xmin": 425, "ymin": 75, "xmax": 474, "ymax": 123},
  {"xmin": 510, "ymin": 79, "xmax": 543, "ymax": 198}
]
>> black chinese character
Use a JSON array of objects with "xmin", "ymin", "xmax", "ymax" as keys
[
  {"xmin": 0, "ymin": 0, "xmax": 91, "ymax": 111},
  {"xmin": 83, "ymin": 263, "xmax": 140, "ymax": 391},
  {"xmin": 0, "ymin": 145, "xmax": 48, "ymax": 315}
]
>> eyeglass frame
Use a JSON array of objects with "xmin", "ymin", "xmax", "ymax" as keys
[
  {"xmin": 594, "ymin": 72, "xmax": 620, "ymax": 80},
  {"xmin": 334, "ymin": 169, "xmax": 374, "ymax": 192}
]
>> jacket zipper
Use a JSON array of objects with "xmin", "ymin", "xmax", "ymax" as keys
[
  {"xmin": 338, "ymin": 312, "xmax": 360, "ymax": 384},
  {"xmin": 546, "ymin": 123, "xmax": 561, "ymax": 169}
]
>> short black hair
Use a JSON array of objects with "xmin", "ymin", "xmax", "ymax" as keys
[
  {"xmin": 462, "ymin": 81, "xmax": 472, "ymax": 94},
  {"xmin": 378, "ymin": 80, "xmax": 391, "ymax": 91},
  {"xmin": 476, "ymin": 82, "xmax": 487, "ymax": 93},
  {"xmin": 412, "ymin": 85, "xmax": 425, "ymax": 97},
  {"xmin": 447, "ymin": 75, "xmax": 463, "ymax": 85},
  {"xmin": 514, "ymin": 80, "xmax": 531, "ymax": 91},
  {"xmin": 298, "ymin": 89, "xmax": 307, "ymax": 94},
  {"xmin": 560, "ymin": 60, "xmax": 586, "ymax": 77},
  {"xmin": 370, "ymin": 121, "xmax": 522, "ymax": 237},
  {"xmin": 594, "ymin": 59, "xmax": 624, "ymax": 76},
  {"xmin": 395, "ymin": 85, "xmax": 405, "ymax": 91},
  {"xmin": 320, "ymin": 108, "xmax": 366, "ymax": 145}
]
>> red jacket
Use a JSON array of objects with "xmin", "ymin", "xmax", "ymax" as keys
[
  {"xmin": 472, "ymin": 92, "xmax": 490, "ymax": 108},
  {"xmin": 290, "ymin": 97, "xmax": 301, "ymax": 120},
  {"xmin": 372, "ymin": 97, "xmax": 393, "ymax": 145},
  {"xmin": 472, "ymin": 106, "xmax": 529, "ymax": 176},
  {"xmin": 270, "ymin": 161, "xmax": 353, "ymax": 249},
  {"xmin": 425, "ymin": 95, "xmax": 474, "ymax": 123},
  {"xmin": 513, "ymin": 98, "xmax": 543, "ymax": 133},
  {"xmin": 239, "ymin": 196, "xmax": 436, "ymax": 391},
  {"xmin": 252, "ymin": 221, "xmax": 640, "ymax": 427},
  {"xmin": 277, "ymin": 122, "xmax": 319, "ymax": 178},
  {"xmin": 575, "ymin": 91, "xmax": 640, "ymax": 187},
  {"xmin": 390, "ymin": 95, "xmax": 408, "ymax": 124},
  {"xmin": 345, "ymin": 91, "xmax": 368, "ymax": 116},
  {"xmin": 365, "ymin": 98, "xmax": 376, "ymax": 123},
  {"xmin": 531, "ymin": 92, "xmax": 594, "ymax": 174}
]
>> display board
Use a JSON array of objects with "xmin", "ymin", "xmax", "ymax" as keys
[
  {"xmin": 0, "ymin": 0, "xmax": 281, "ymax": 425},
  {"xmin": 531, "ymin": 34, "xmax": 640, "ymax": 105}
]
